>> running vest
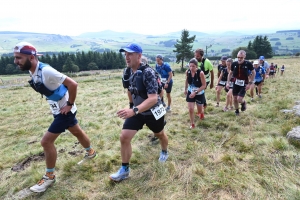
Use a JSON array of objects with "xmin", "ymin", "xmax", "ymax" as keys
[
  {"xmin": 232, "ymin": 61, "xmax": 251, "ymax": 81},
  {"xmin": 28, "ymin": 62, "xmax": 68, "ymax": 101},
  {"xmin": 199, "ymin": 58, "xmax": 209, "ymax": 75},
  {"xmin": 220, "ymin": 67, "xmax": 229, "ymax": 81},
  {"xmin": 187, "ymin": 69, "xmax": 202, "ymax": 87},
  {"xmin": 122, "ymin": 67, "xmax": 132, "ymax": 89},
  {"xmin": 128, "ymin": 65, "xmax": 161, "ymax": 110}
]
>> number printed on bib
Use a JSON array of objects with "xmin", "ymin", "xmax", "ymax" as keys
[
  {"xmin": 161, "ymin": 78, "xmax": 167, "ymax": 83},
  {"xmin": 219, "ymin": 81, "xmax": 226, "ymax": 85},
  {"xmin": 151, "ymin": 104, "xmax": 166, "ymax": 120},
  {"xmin": 235, "ymin": 79, "xmax": 245, "ymax": 86},
  {"xmin": 47, "ymin": 100, "xmax": 60, "ymax": 115}
]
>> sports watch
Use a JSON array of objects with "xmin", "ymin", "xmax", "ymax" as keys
[
  {"xmin": 132, "ymin": 106, "xmax": 139, "ymax": 115},
  {"xmin": 67, "ymin": 101, "xmax": 74, "ymax": 106}
]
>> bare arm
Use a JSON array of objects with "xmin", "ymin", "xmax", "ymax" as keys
[
  {"xmin": 62, "ymin": 77, "xmax": 78, "ymax": 104},
  {"xmin": 210, "ymin": 70, "xmax": 214, "ymax": 88}
]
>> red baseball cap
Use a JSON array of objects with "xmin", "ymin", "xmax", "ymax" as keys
[{"xmin": 14, "ymin": 42, "xmax": 43, "ymax": 56}]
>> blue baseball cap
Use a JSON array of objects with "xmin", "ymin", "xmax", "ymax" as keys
[
  {"xmin": 259, "ymin": 56, "xmax": 265, "ymax": 60},
  {"xmin": 119, "ymin": 43, "xmax": 142, "ymax": 53}
]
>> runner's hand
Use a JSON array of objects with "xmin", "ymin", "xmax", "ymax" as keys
[
  {"xmin": 60, "ymin": 105, "xmax": 72, "ymax": 115},
  {"xmin": 117, "ymin": 108, "xmax": 134, "ymax": 119}
]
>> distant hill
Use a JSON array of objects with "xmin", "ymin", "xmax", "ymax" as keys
[{"xmin": 1, "ymin": 29, "xmax": 299, "ymax": 57}]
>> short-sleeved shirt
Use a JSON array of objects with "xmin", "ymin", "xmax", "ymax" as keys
[
  {"xmin": 261, "ymin": 61, "xmax": 269, "ymax": 71},
  {"xmin": 29, "ymin": 62, "xmax": 77, "ymax": 115},
  {"xmin": 142, "ymin": 67, "xmax": 158, "ymax": 95},
  {"xmin": 155, "ymin": 62, "xmax": 173, "ymax": 84},
  {"xmin": 198, "ymin": 58, "xmax": 213, "ymax": 82},
  {"xmin": 254, "ymin": 67, "xmax": 266, "ymax": 82}
]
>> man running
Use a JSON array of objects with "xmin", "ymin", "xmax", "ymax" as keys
[
  {"xmin": 215, "ymin": 56, "xmax": 227, "ymax": 107},
  {"xmin": 269, "ymin": 62, "xmax": 275, "ymax": 79},
  {"xmin": 194, "ymin": 49, "xmax": 214, "ymax": 110},
  {"xmin": 155, "ymin": 55, "xmax": 173, "ymax": 111},
  {"xmin": 250, "ymin": 60, "xmax": 266, "ymax": 100},
  {"xmin": 13, "ymin": 42, "xmax": 97, "ymax": 193},
  {"xmin": 226, "ymin": 50, "xmax": 255, "ymax": 116},
  {"xmin": 109, "ymin": 43, "xmax": 169, "ymax": 182}
]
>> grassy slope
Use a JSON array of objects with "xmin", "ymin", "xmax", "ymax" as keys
[{"xmin": 0, "ymin": 58, "xmax": 300, "ymax": 199}]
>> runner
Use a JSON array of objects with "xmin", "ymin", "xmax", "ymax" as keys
[
  {"xmin": 274, "ymin": 64, "xmax": 278, "ymax": 77},
  {"xmin": 250, "ymin": 60, "xmax": 266, "ymax": 100},
  {"xmin": 184, "ymin": 58, "xmax": 206, "ymax": 128},
  {"xmin": 215, "ymin": 56, "xmax": 227, "ymax": 107},
  {"xmin": 226, "ymin": 50, "xmax": 255, "ymax": 116},
  {"xmin": 194, "ymin": 49, "xmax": 214, "ymax": 111},
  {"xmin": 155, "ymin": 55, "xmax": 173, "ymax": 112},
  {"xmin": 222, "ymin": 58, "xmax": 234, "ymax": 111},
  {"xmin": 269, "ymin": 62, "xmax": 275, "ymax": 79},
  {"xmin": 109, "ymin": 43, "xmax": 169, "ymax": 182},
  {"xmin": 281, "ymin": 65, "xmax": 285, "ymax": 75},
  {"xmin": 259, "ymin": 56, "xmax": 269, "ymax": 78},
  {"xmin": 13, "ymin": 42, "xmax": 97, "ymax": 193}
]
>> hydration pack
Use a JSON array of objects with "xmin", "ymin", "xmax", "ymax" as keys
[{"xmin": 28, "ymin": 62, "xmax": 68, "ymax": 101}]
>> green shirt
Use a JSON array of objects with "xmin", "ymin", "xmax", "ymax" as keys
[{"xmin": 197, "ymin": 58, "xmax": 213, "ymax": 82}]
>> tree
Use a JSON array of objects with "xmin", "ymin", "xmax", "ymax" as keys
[
  {"xmin": 251, "ymin": 35, "xmax": 273, "ymax": 58},
  {"xmin": 87, "ymin": 62, "xmax": 98, "ymax": 70},
  {"xmin": 231, "ymin": 47, "xmax": 257, "ymax": 60},
  {"xmin": 173, "ymin": 29, "xmax": 196, "ymax": 70},
  {"xmin": 62, "ymin": 57, "xmax": 79, "ymax": 72}
]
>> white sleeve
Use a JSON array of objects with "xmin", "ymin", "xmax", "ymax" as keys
[{"xmin": 42, "ymin": 67, "xmax": 67, "ymax": 91}]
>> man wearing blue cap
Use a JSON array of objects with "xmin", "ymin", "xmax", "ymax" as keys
[
  {"xmin": 110, "ymin": 43, "xmax": 169, "ymax": 182},
  {"xmin": 259, "ymin": 56, "xmax": 269, "ymax": 77}
]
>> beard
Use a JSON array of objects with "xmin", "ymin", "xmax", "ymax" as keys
[{"xmin": 19, "ymin": 58, "xmax": 32, "ymax": 71}]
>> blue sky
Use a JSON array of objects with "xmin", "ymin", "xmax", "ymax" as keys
[{"xmin": 1, "ymin": 0, "xmax": 300, "ymax": 36}]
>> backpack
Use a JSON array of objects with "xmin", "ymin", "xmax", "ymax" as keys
[
  {"xmin": 128, "ymin": 64, "xmax": 162, "ymax": 99},
  {"xmin": 199, "ymin": 58, "xmax": 209, "ymax": 75},
  {"xmin": 122, "ymin": 67, "xmax": 132, "ymax": 89},
  {"xmin": 187, "ymin": 68, "xmax": 202, "ymax": 87}
]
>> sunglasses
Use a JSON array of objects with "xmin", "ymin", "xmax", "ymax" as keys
[{"xmin": 237, "ymin": 57, "xmax": 244, "ymax": 59}]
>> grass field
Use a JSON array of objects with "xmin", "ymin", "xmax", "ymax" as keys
[{"xmin": 0, "ymin": 58, "xmax": 300, "ymax": 199}]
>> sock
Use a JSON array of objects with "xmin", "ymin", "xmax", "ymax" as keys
[
  {"xmin": 85, "ymin": 146, "xmax": 92, "ymax": 151},
  {"xmin": 121, "ymin": 163, "xmax": 129, "ymax": 170},
  {"xmin": 46, "ymin": 168, "xmax": 55, "ymax": 173},
  {"xmin": 162, "ymin": 150, "xmax": 168, "ymax": 154}
]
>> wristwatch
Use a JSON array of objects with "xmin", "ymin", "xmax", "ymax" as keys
[
  {"xmin": 132, "ymin": 106, "xmax": 139, "ymax": 115},
  {"xmin": 67, "ymin": 101, "xmax": 74, "ymax": 106}
]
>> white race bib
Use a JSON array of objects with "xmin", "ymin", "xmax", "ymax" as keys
[
  {"xmin": 161, "ymin": 78, "xmax": 167, "ymax": 83},
  {"xmin": 235, "ymin": 79, "xmax": 245, "ymax": 86},
  {"xmin": 151, "ymin": 104, "xmax": 166, "ymax": 120},
  {"xmin": 270, "ymin": 70, "xmax": 274, "ymax": 72},
  {"xmin": 219, "ymin": 81, "xmax": 226, "ymax": 85},
  {"xmin": 47, "ymin": 100, "xmax": 60, "ymax": 115}
]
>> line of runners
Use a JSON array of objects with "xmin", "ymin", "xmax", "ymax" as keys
[{"xmin": 12, "ymin": 42, "xmax": 286, "ymax": 193}]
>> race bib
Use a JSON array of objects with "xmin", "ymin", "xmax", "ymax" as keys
[
  {"xmin": 151, "ymin": 104, "xmax": 166, "ymax": 120},
  {"xmin": 161, "ymin": 78, "xmax": 167, "ymax": 83},
  {"xmin": 219, "ymin": 81, "xmax": 226, "ymax": 85},
  {"xmin": 229, "ymin": 82, "xmax": 233, "ymax": 87},
  {"xmin": 270, "ymin": 70, "xmax": 274, "ymax": 72},
  {"xmin": 47, "ymin": 100, "xmax": 60, "ymax": 115},
  {"xmin": 235, "ymin": 79, "xmax": 245, "ymax": 86}
]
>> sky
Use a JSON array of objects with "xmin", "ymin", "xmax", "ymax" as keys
[{"xmin": 1, "ymin": 0, "xmax": 300, "ymax": 36}]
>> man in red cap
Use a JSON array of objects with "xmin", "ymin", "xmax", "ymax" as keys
[{"xmin": 13, "ymin": 42, "xmax": 97, "ymax": 193}]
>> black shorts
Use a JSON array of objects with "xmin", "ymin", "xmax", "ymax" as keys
[
  {"xmin": 269, "ymin": 72, "xmax": 274, "ymax": 75},
  {"xmin": 217, "ymin": 83, "xmax": 226, "ymax": 87},
  {"xmin": 48, "ymin": 111, "xmax": 78, "ymax": 133},
  {"xmin": 162, "ymin": 82, "xmax": 173, "ymax": 93},
  {"xmin": 186, "ymin": 91, "xmax": 205, "ymax": 105},
  {"xmin": 232, "ymin": 84, "xmax": 246, "ymax": 97},
  {"xmin": 123, "ymin": 113, "xmax": 165, "ymax": 133},
  {"xmin": 254, "ymin": 81, "xmax": 263, "ymax": 86}
]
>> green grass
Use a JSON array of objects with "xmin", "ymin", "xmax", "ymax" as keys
[{"xmin": 0, "ymin": 58, "xmax": 300, "ymax": 199}]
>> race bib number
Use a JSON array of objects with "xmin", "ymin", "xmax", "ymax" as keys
[
  {"xmin": 229, "ymin": 82, "xmax": 233, "ymax": 87},
  {"xmin": 270, "ymin": 70, "xmax": 274, "ymax": 72},
  {"xmin": 161, "ymin": 78, "xmax": 167, "ymax": 83},
  {"xmin": 235, "ymin": 79, "xmax": 245, "ymax": 86},
  {"xmin": 219, "ymin": 81, "xmax": 226, "ymax": 85},
  {"xmin": 47, "ymin": 100, "xmax": 60, "ymax": 115},
  {"xmin": 151, "ymin": 104, "xmax": 166, "ymax": 120}
]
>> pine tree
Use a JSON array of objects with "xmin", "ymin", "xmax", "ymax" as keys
[{"xmin": 173, "ymin": 29, "xmax": 196, "ymax": 70}]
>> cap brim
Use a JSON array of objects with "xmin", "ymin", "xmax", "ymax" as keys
[
  {"xmin": 36, "ymin": 53, "xmax": 43, "ymax": 56},
  {"xmin": 119, "ymin": 48, "xmax": 136, "ymax": 53}
]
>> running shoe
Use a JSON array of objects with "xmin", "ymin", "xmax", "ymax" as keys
[
  {"xmin": 241, "ymin": 101, "xmax": 247, "ymax": 111},
  {"xmin": 166, "ymin": 107, "xmax": 171, "ymax": 112},
  {"xmin": 235, "ymin": 110, "xmax": 240, "ymax": 116},
  {"xmin": 258, "ymin": 94, "xmax": 262, "ymax": 98},
  {"xmin": 223, "ymin": 107, "xmax": 229, "ymax": 112},
  {"xmin": 215, "ymin": 103, "xmax": 219, "ymax": 107},
  {"xmin": 158, "ymin": 151, "xmax": 169, "ymax": 162},
  {"xmin": 30, "ymin": 173, "xmax": 56, "ymax": 193},
  {"xmin": 77, "ymin": 149, "xmax": 97, "ymax": 165},
  {"xmin": 250, "ymin": 98, "xmax": 254, "ymax": 102},
  {"xmin": 109, "ymin": 167, "xmax": 130, "ymax": 182},
  {"xmin": 190, "ymin": 124, "xmax": 195, "ymax": 129}
]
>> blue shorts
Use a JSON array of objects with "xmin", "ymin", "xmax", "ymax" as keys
[{"xmin": 48, "ymin": 111, "xmax": 78, "ymax": 134}]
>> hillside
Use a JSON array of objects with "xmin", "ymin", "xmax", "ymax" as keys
[{"xmin": 1, "ymin": 30, "xmax": 300, "ymax": 57}]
